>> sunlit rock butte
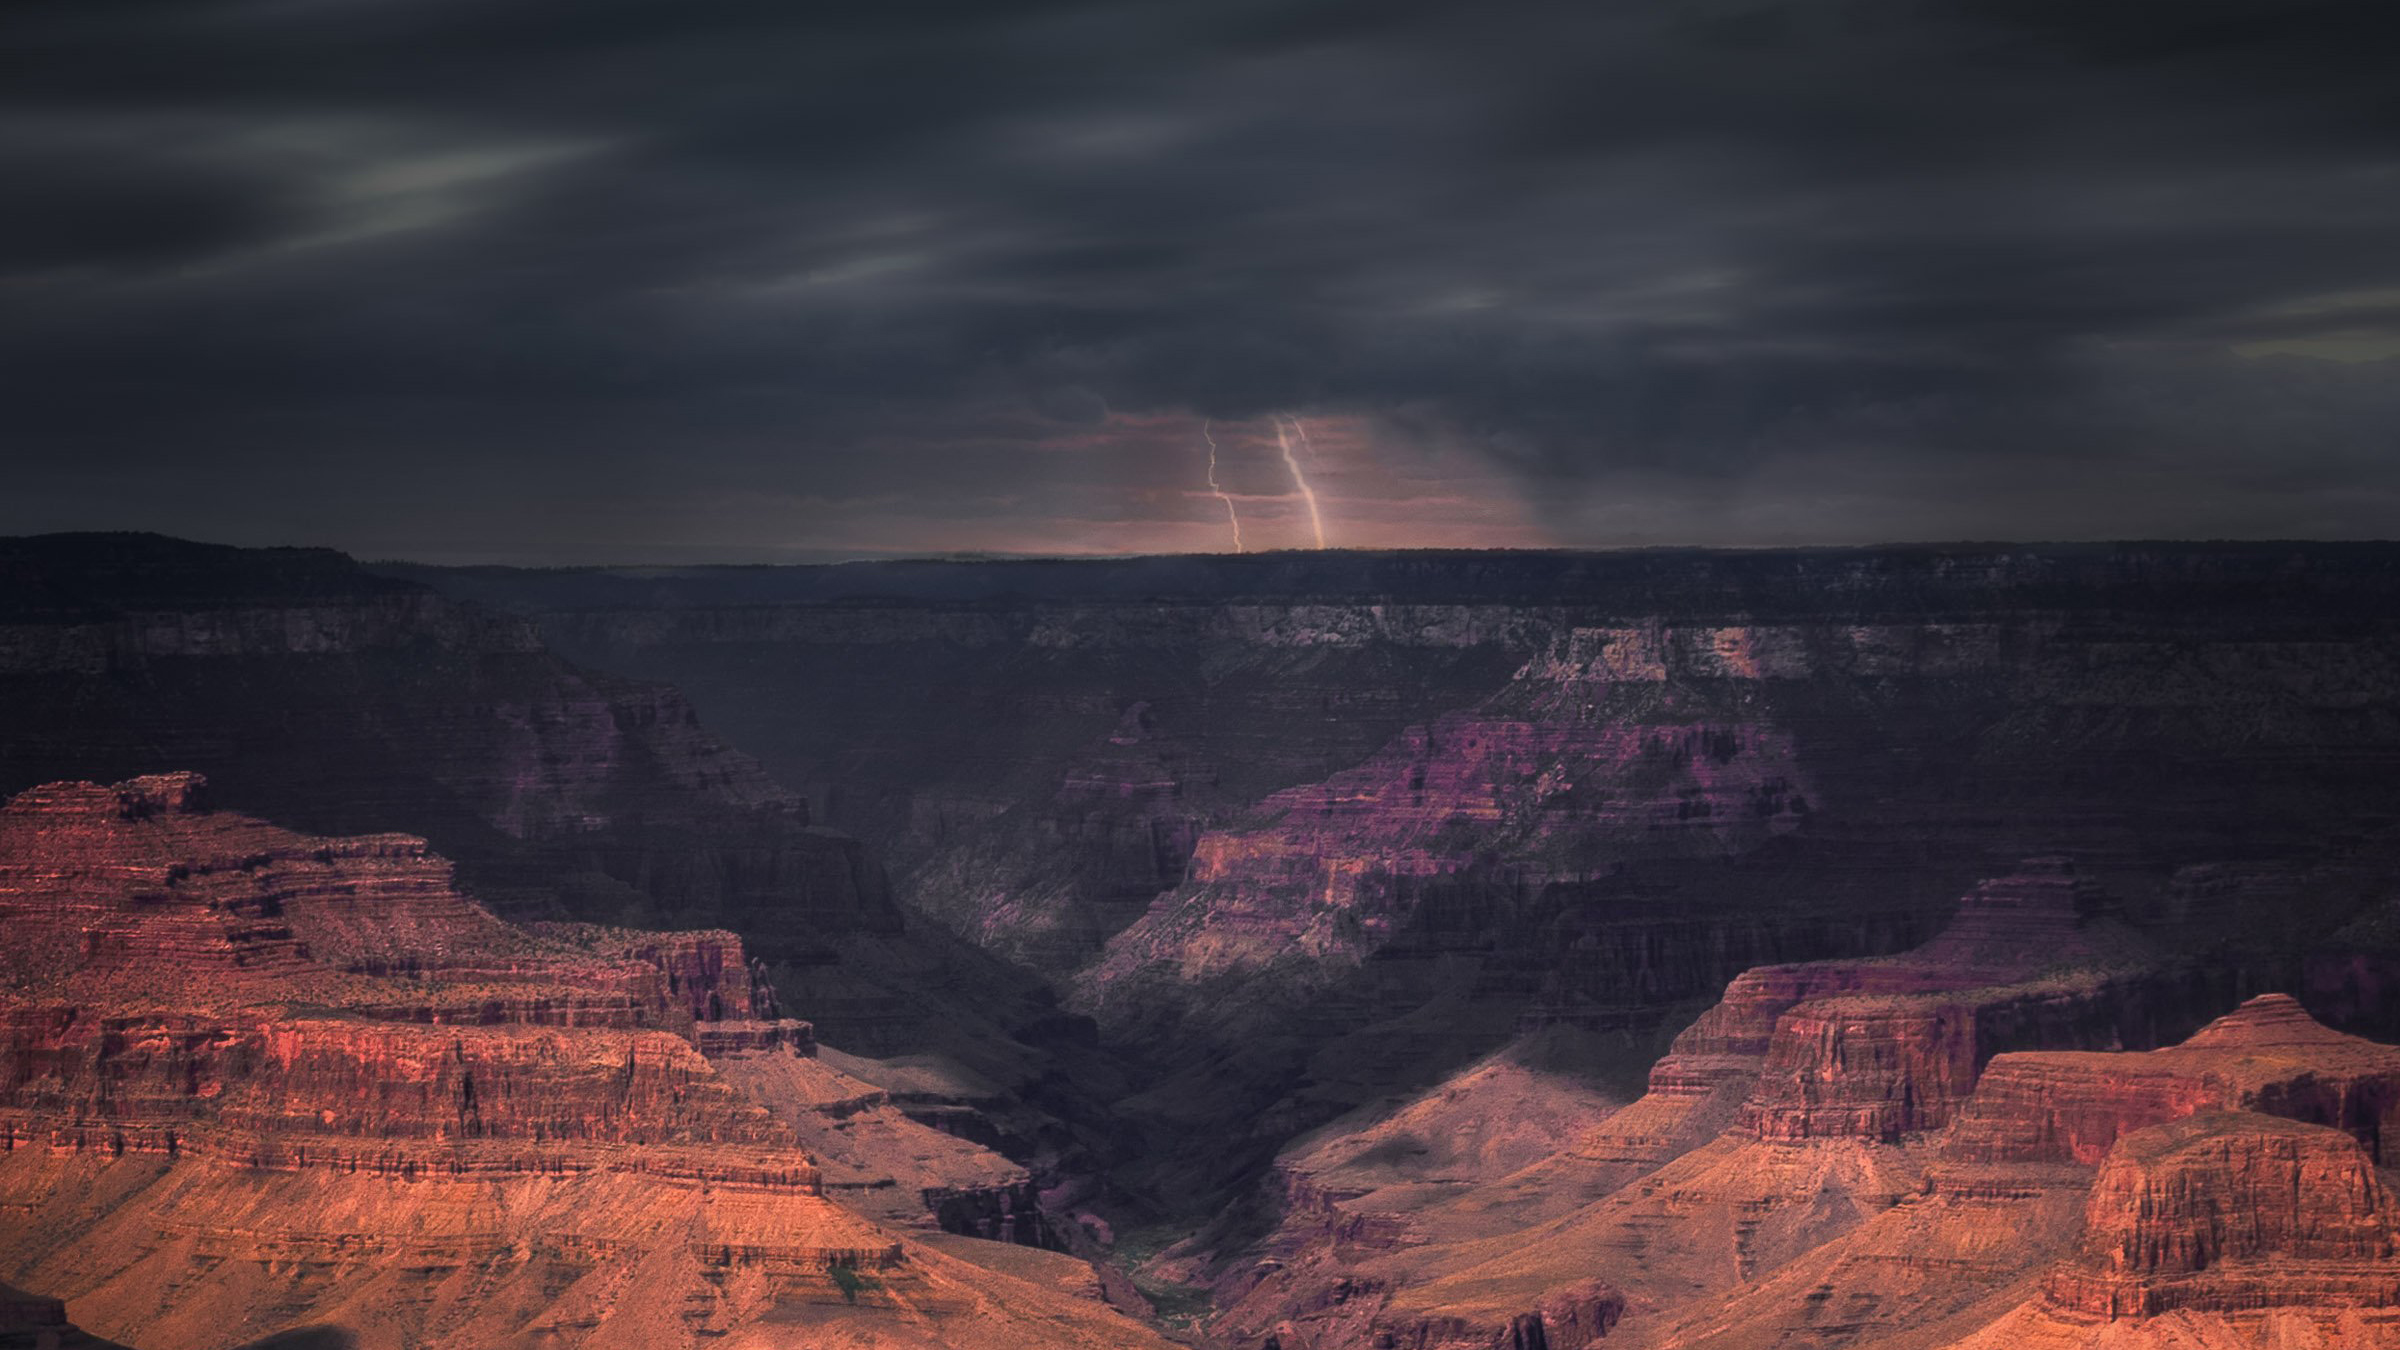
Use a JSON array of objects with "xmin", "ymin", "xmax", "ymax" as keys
[{"xmin": 0, "ymin": 775, "xmax": 1172, "ymax": 1350}]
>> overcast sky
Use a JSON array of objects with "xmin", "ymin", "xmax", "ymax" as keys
[{"xmin": 4, "ymin": 0, "xmax": 2397, "ymax": 561}]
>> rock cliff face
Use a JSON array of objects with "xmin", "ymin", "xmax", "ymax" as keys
[
  {"xmin": 399, "ymin": 543, "xmax": 2400, "ymax": 1295},
  {"xmin": 1183, "ymin": 864, "xmax": 2214, "ymax": 1350},
  {"xmin": 1064, "ymin": 589, "xmax": 2391, "ymax": 1035},
  {"xmin": 0, "ymin": 773, "xmax": 685, "ymax": 1026},
  {"xmin": 0, "ymin": 777, "xmax": 1169, "ymax": 1350},
  {"xmin": 1911, "ymin": 1001, "xmax": 2400, "ymax": 1350},
  {"xmin": 0, "ymin": 534, "xmax": 898, "ymax": 958},
  {"xmin": 1942, "ymin": 993, "xmax": 2400, "ymax": 1168},
  {"xmin": 1091, "ymin": 709, "xmax": 1812, "ymax": 1004},
  {"xmin": 1528, "ymin": 863, "xmax": 2152, "ymax": 1190},
  {"xmin": 900, "ymin": 700, "xmax": 1230, "ymax": 973},
  {"xmin": 2045, "ymin": 1111, "xmax": 2400, "ymax": 1318},
  {"xmin": 20, "ymin": 539, "xmax": 2400, "ymax": 1350},
  {"xmin": 1399, "ymin": 996, "xmax": 2400, "ymax": 1350},
  {"xmin": 420, "ymin": 547, "xmax": 2400, "ymax": 1002}
]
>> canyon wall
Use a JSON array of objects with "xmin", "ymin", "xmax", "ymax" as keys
[
  {"xmin": 14, "ymin": 537, "xmax": 2400, "ymax": 1349},
  {"xmin": 1194, "ymin": 861, "xmax": 2226, "ymax": 1349},
  {"xmin": 0, "ymin": 534, "xmax": 897, "ymax": 955},
  {"xmin": 0, "ymin": 775, "xmax": 1168, "ymax": 1350},
  {"xmin": 401, "ymin": 543, "xmax": 2400, "ymax": 1221},
  {"xmin": 1201, "ymin": 937, "xmax": 2400, "ymax": 1350}
]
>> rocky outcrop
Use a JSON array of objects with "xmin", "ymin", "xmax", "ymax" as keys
[
  {"xmin": 1942, "ymin": 994, "xmax": 2400, "ymax": 1168},
  {"xmin": 1696, "ymin": 863, "xmax": 2262, "ymax": 1147},
  {"xmin": 1660, "ymin": 863, "xmax": 2194, "ymax": 1145},
  {"xmin": 898, "ymin": 701, "xmax": 1226, "ymax": 973},
  {"xmin": 0, "ymin": 1281, "xmax": 128, "ymax": 1350},
  {"xmin": 707, "ymin": 1037, "xmax": 1051, "ymax": 1246},
  {"xmin": 1085, "ymin": 710, "xmax": 1814, "ymax": 1013},
  {"xmin": 1650, "ymin": 1001, "xmax": 2400, "ymax": 1350},
  {"xmin": 344, "ymin": 543, "xmax": 2400, "ymax": 1241},
  {"xmin": 1187, "ymin": 864, "xmax": 2228, "ymax": 1350},
  {"xmin": 0, "ymin": 774, "xmax": 669, "ymax": 1022},
  {"xmin": 1930, "ymin": 1109, "xmax": 2400, "ymax": 1349},
  {"xmin": 1364, "ymin": 1279, "xmax": 1623, "ymax": 1350},
  {"xmin": 21, "ymin": 539, "xmax": 2400, "ymax": 1350},
  {"xmin": 2044, "ymin": 1111, "xmax": 2400, "ymax": 1319},
  {"xmin": 0, "ymin": 777, "xmax": 1169, "ymax": 1350},
  {"xmin": 0, "ymin": 534, "xmax": 900, "ymax": 958},
  {"xmin": 524, "ymin": 921, "xmax": 782, "ymax": 1024},
  {"xmin": 1194, "ymin": 1029, "xmax": 1632, "ymax": 1350},
  {"xmin": 0, "ymin": 775, "xmax": 838, "ymax": 1170},
  {"xmin": 1738, "ymin": 963, "xmax": 2236, "ymax": 1144}
]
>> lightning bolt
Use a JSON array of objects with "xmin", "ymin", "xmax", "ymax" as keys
[
  {"xmin": 1273, "ymin": 417, "xmax": 1328, "ymax": 549},
  {"xmin": 1202, "ymin": 418, "xmax": 1244, "ymax": 553},
  {"xmin": 1289, "ymin": 416, "xmax": 1320, "ymax": 466}
]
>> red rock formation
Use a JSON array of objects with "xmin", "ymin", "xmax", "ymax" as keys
[
  {"xmin": 524, "ymin": 921, "xmax": 781, "ymax": 1023},
  {"xmin": 0, "ymin": 774, "xmax": 676, "ymax": 1026},
  {"xmin": 1180, "ymin": 862, "xmax": 2300, "ymax": 1350},
  {"xmin": 1363, "ymin": 1278, "xmax": 1623, "ymax": 1350},
  {"xmin": 1660, "ymin": 1005, "xmax": 2400, "ymax": 1350},
  {"xmin": 0, "ymin": 535, "xmax": 902, "ymax": 966},
  {"xmin": 1524, "ymin": 927, "xmax": 1966, "ymax": 1188},
  {"xmin": 1197, "ymin": 1031, "xmax": 1633, "ymax": 1350},
  {"xmin": 1942, "ymin": 993, "xmax": 2400, "ymax": 1167},
  {"xmin": 1729, "ymin": 863, "xmax": 2237, "ymax": 1144},
  {"xmin": 0, "ymin": 1280, "xmax": 128, "ymax": 1350},
  {"xmin": 1738, "ymin": 966, "xmax": 2207, "ymax": 1144},
  {"xmin": 0, "ymin": 773, "xmax": 833, "ymax": 1181},
  {"xmin": 2044, "ymin": 1111, "xmax": 2400, "ymax": 1319},
  {"xmin": 1361, "ymin": 1007, "xmax": 2400, "ymax": 1350},
  {"xmin": 1154, "ymin": 712, "xmax": 1813, "ymax": 980},
  {"xmin": 0, "ymin": 778, "xmax": 1170, "ymax": 1350},
  {"xmin": 1074, "ymin": 628, "xmax": 1847, "ymax": 1035},
  {"xmin": 1934, "ymin": 1111, "xmax": 2400, "ymax": 1349},
  {"xmin": 708, "ymin": 1037, "xmax": 1046, "ymax": 1243}
]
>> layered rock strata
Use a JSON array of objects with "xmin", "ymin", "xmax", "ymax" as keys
[
  {"xmin": 0, "ymin": 534, "xmax": 900, "ymax": 959},
  {"xmin": 0, "ymin": 777, "xmax": 1168, "ymax": 1350},
  {"xmin": 1943, "ymin": 992, "xmax": 2400, "ymax": 1167},
  {"xmin": 2046, "ymin": 1111, "xmax": 2400, "ymax": 1319},
  {"xmin": 1197, "ymin": 864, "xmax": 2256, "ymax": 1350},
  {"xmin": 1894, "ymin": 1001, "xmax": 2400, "ymax": 1341},
  {"xmin": 1375, "ymin": 998, "xmax": 2400, "ymax": 1350}
]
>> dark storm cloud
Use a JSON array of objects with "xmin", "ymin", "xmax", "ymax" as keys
[{"xmin": 2, "ymin": 0, "xmax": 2397, "ymax": 557}]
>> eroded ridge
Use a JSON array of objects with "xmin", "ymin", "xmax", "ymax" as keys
[{"xmin": 0, "ymin": 776, "xmax": 1171, "ymax": 1350}]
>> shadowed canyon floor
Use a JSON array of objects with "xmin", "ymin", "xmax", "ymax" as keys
[{"xmin": 6, "ymin": 537, "xmax": 2400, "ymax": 1348}]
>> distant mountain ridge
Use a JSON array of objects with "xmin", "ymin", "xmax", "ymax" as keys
[{"xmin": 379, "ymin": 538, "xmax": 2400, "ymax": 613}]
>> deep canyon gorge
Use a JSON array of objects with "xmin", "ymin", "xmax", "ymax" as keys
[{"xmin": 4, "ymin": 533, "xmax": 2399, "ymax": 1349}]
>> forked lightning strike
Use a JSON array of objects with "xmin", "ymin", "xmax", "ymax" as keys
[
  {"xmin": 1274, "ymin": 417, "xmax": 1328, "ymax": 549},
  {"xmin": 1202, "ymin": 418, "xmax": 1245, "ymax": 553}
]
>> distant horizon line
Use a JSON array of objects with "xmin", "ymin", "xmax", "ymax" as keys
[
  {"xmin": 11, "ymin": 528, "xmax": 2400, "ymax": 572},
  {"xmin": 385, "ymin": 535, "xmax": 2400, "ymax": 573}
]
